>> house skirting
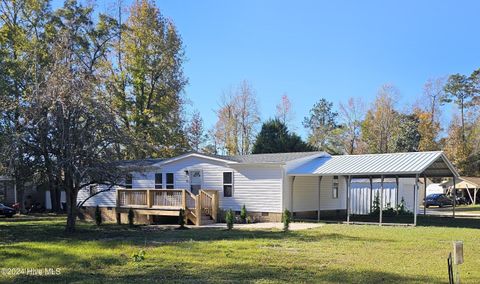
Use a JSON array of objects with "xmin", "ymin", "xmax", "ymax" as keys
[
  {"xmin": 293, "ymin": 210, "xmax": 347, "ymax": 219},
  {"xmin": 79, "ymin": 206, "xmax": 283, "ymax": 224}
]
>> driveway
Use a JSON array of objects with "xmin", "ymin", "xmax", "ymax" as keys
[{"xmin": 422, "ymin": 206, "xmax": 480, "ymax": 217}]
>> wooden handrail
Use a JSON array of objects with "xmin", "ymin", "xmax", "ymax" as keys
[{"xmin": 116, "ymin": 188, "xmax": 219, "ymax": 225}]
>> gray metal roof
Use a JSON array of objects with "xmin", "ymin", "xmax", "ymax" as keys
[
  {"xmin": 119, "ymin": 151, "xmax": 326, "ymax": 169},
  {"xmin": 288, "ymin": 151, "xmax": 459, "ymax": 177},
  {"xmin": 117, "ymin": 158, "xmax": 165, "ymax": 168},
  {"xmin": 228, "ymin": 151, "xmax": 326, "ymax": 164}
]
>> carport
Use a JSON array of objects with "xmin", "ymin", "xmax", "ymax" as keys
[
  {"xmin": 442, "ymin": 177, "xmax": 480, "ymax": 205},
  {"xmin": 288, "ymin": 151, "xmax": 460, "ymax": 226}
]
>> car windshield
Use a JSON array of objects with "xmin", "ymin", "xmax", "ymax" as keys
[{"xmin": 427, "ymin": 194, "xmax": 442, "ymax": 198}]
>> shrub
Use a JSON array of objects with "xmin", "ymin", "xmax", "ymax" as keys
[
  {"xmin": 95, "ymin": 205, "xmax": 102, "ymax": 226},
  {"xmin": 240, "ymin": 204, "xmax": 247, "ymax": 223},
  {"xmin": 128, "ymin": 208, "xmax": 135, "ymax": 227},
  {"xmin": 282, "ymin": 209, "xmax": 291, "ymax": 232},
  {"xmin": 225, "ymin": 209, "xmax": 234, "ymax": 230},
  {"xmin": 131, "ymin": 250, "xmax": 145, "ymax": 262},
  {"xmin": 395, "ymin": 197, "xmax": 412, "ymax": 215},
  {"xmin": 178, "ymin": 208, "xmax": 186, "ymax": 229},
  {"xmin": 371, "ymin": 193, "xmax": 380, "ymax": 215}
]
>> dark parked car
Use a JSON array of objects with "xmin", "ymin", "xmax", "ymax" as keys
[
  {"xmin": 0, "ymin": 203, "xmax": 16, "ymax": 217},
  {"xmin": 424, "ymin": 194, "xmax": 454, "ymax": 208},
  {"xmin": 455, "ymin": 196, "xmax": 470, "ymax": 205}
]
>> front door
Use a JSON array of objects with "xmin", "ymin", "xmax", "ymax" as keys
[{"xmin": 190, "ymin": 170, "xmax": 202, "ymax": 195}]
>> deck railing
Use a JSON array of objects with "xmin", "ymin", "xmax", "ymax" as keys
[{"xmin": 116, "ymin": 188, "xmax": 218, "ymax": 225}]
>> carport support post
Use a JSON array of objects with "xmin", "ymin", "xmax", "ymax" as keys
[
  {"xmin": 423, "ymin": 176, "xmax": 427, "ymax": 215},
  {"xmin": 453, "ymin": 177, "xmax": 457, "ymax": 217},
  {"xmin": 379, "ymin": 176, "xmax": 384, "ymax": 226},
  {"xmin": 346, "ymin": 176, "xmax": 351, "ymax": 224},
  {"xmin": 395, "ymin": 176, "xmax": 399, "ymax": 207},
  {"xmin": 475, "ymin": 188, "xmax": 478, "ymax": 205},
  {"xmin": 414, "ymin": 174, "xmax": 418, "ymax": 226},
  {"xmin": 369, "ymin": 177, "xmax": 373, "ymax": 214},
  {"xmin": 317, "ymin": 176, "xmax": 323, "ymax": 221},
  {"xmin": 290, "ymin": 176, "xmax": 296, "ymax": 218}
]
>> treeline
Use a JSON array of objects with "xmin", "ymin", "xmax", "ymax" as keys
[
  {"xmin": 0, "ymin": 0, "xmax": 189, "ymax": 231},
  {"xmin": 204, "ymin": 74, "xmax": 480, "ymax": 177},
  {"xmin": 0, "ymin": 0, "xmax": 479, "ymax": 233}
]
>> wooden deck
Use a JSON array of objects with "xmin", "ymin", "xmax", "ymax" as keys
[{"xmin": 116, "ymin": 189, "xmax": 219, "ymax": 226}]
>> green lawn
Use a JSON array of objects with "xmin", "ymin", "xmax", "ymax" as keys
[{"xmin": 1, "ymin": 216, "xmax": 480, "ymax": 283}]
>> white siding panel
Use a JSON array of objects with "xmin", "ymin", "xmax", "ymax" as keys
[
  {"xmin": 222, "ymin": 167, "xmax": 283, "ymax": 212},
  {"xmin": 77, "ymin": 156, "xmax": 284, "ymax": 212},
  {"xmin": 292, "ymin": 176, "xmax": 318, "ymax": 211},
  {"xmin": 160, "ymin": 157, "xmax": 284, "ymax": 213},
  {"xmin": 292, "ymin": 176, "xmax": 347, "ymax": 211},
  {"xmin": 320, "ymin": 176, "xmax": 347, "ymax": 210},
  {"xmin": 77, "ymin": 185, "xmax": 116, "ymax": 207}
]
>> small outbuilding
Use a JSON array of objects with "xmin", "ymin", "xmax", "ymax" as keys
[{"xmin": 441, "ymin": 177, "xmax": 480, "ymax": 205}]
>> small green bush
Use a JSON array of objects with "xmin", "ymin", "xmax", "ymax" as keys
[
  {"xmin": 132, "ymin": 250, "xmax": 145, "ymax": 262},
  {"xmin": 178, "ymin": 208, "xmax": 186, "ymax": 229},
  {"xmin": 128, "ymin": 208, "xmax": 135, "ymax": 227},
  {"xmin": 282, "ymin": 209, "xmax": 291, "ymax": 232},
  {"xmin": 240, "ymin": 204, "xmax": 247, "ymax": 223},
  {"xmin": 225, "ymin": 209, "xmax": 234, "ymax": 230},
  {"xmin": 95, "ymin": 205, "xmax": 102, "ymax": 226}
]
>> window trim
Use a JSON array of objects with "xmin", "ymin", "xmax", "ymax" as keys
[
  {"xmin": 223, "ymin": 172, "xmax": 234, "ymax": 197},
  {"xmin": 332, "ymin": 176, "xmax": 339, "ymax": 199},
  {"xmin": 155, "ymin": 173, "xmax": 163, "ymax": 189},
  {"xmin": 166, "ymin": 173, "xmax": 175, "ymax": 189}
]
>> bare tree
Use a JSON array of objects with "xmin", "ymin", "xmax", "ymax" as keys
[
  {"xmin": 236, "ymin": 81, "xmax": 261, "ymax": 155},
  {"xmin": 27, "ymin": 31, "xmax": 130, "ymax": 232},
  {"xmin": 361, "ymin": 84, "xmax": 400, "ymax": 153},
  {"xmin": 339, "ymin": 97, "xmax": 365, "ymax": 154},
  {"xmin": 186, "ymin": 110, "xmax": 205, "ymax": 151},
  {"xmin": 423, "ymin": 77, "xmax": 446, "ymax": 126},
  {"xmin": 275, "ymin": 94, "xmax": 294, "ymax": 127},
  {"xmin": 214, "ymin": 81, "xmax": 261, "ymax": 155}
]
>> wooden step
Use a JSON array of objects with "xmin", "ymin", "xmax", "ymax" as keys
[
  {"xmin": 201, "ymin": 215, "xmax": 212, "ymax": 221},
  {"xmin": 201, "ymin": 219, "xmax": 215, "ymax": 225}
]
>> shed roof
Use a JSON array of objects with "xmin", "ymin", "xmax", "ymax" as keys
[
  {"xmin": 441, "ymin": 176, "xmax": 480, "ymax": 189},
  {"xmin": 288, "ymin": 151, "xmax": 459, "ymax": 177}
]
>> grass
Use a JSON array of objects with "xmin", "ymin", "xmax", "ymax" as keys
[{"xmin": 1, "ymin": 216, "xmax": 480, "ymax": 283}]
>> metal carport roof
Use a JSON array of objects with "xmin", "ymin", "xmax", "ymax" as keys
[{"xmin": 287, "ymin": 151, "xmax": 459, "ymax": 178}]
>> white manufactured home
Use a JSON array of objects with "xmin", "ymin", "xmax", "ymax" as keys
[{"xmin": 77, "ymin": 151, "xmax": 459, "ymax": 225}]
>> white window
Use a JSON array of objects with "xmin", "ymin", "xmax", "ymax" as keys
[
  {"xmin": 332, "ymin": 176, "xmax": 339, "ymax": 199},
  {"xmin": 223, "ymin": 172, "xmax": 233, "ymax": 197},
  {"xmin": 89, "ymin": 186, "xmax": 98, "ymax": 196},
  {"xmin": 125, "ymin": 174, "xmax": 133, "ymax": 189},
  {"xmin": 189, "ymin": 170, "xmax": 202, "ymax": 195},
  {"xmin": 155, "ymin": 173, "xmax": 163, "ymax": 189},
  {"xmin": 166, "ymin": 173, "xmax": 174, "ymax": 189}
]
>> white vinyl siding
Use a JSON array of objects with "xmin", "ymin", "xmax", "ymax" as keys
[
  {"xmin": 77, "ymin": 156, "xmax": 284, "ymax": 212},
  {"xmin": 77, "ymin": 185, "xmax": 116, "ymax": 207},
  {"xmin": 292, "ymin": 176, "xmax": 347, "ymax": 212},
  {"xmin": 155, "ymin": 156, "xmax": 284, "ymax": 213}
]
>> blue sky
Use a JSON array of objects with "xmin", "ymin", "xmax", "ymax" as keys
[{"xmin": 56, "ymin": 0, "xmax": 480, "ymax": 138}]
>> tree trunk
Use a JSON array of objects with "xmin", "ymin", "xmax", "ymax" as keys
[
  {"xmin": 16, "ymin": 182, "xmax": 25, "ymax": 213},
  {"xmin": 65, "ymin": 188, "xmax": 78, "ymax": 233},
  {"xmin": 64, "ymin": 174, "xmax": 78, "ymax": 233},
  {"xmin": 49, "ymin": 182, "xmax": 59, "ymax": 212}
]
